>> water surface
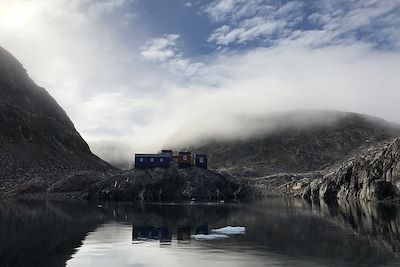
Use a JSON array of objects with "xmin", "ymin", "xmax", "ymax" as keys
[{"xmin": 0, "ymin": 199, "xmax": 399, "ymax": 267}]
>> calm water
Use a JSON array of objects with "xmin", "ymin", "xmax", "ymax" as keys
[{"xmin": 0, "ymin": 199, "xmax": 399, "ymax": 267}]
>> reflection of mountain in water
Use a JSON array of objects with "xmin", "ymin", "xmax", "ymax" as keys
[
  {"xmin": 0, "ymin": 200, "xmax": 399, "ymax": 266},
  {"xmin": 306, "ymin": 199, "xmax": 400, "ymax": 255},
  {"xmin": 0, "ymin": 200, "xmax": 105, "ymax": 267},
  {"xmin": 215, "ymin": 200, "xmax": 399, "ymax": 266}
]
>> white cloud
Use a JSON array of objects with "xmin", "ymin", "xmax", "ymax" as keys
[
  {"xmin": 204, "ymin": 0, "xmax": 238, "ymax": 22},
  {"xmin": 140, "ymin": 34, "xmax": 204, "ymax": 77},
  {"xmin": 205, "ymin": 0, "xmax": 303, "ymax": 46},
  {"xmin": 208, "ymin": 17, "xmax": 286, "ymax": 45},
  {"xmin": 205, "ymin": 0, "xmax": 400, "ymax": 48},
  {"xmin": 88, "ymin": 43, "xmax": 400, "ymax": 160},
  {"xmin": 140, "ymin": 34, "xmax": 180, "ymax": 62}
]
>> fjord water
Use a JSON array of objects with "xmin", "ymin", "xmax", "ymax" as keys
[{"xmin": 0, "ymin": 199, "xmax": 399, "ymax": 267}]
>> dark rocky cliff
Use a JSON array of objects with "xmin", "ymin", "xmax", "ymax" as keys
[
  {"xmin": 303, "ymin": 137, "xmax": 400, "ymax": 202},
  {"xmin": 0, "ymin": 47, "xmax": 113, "ymax": 193}
]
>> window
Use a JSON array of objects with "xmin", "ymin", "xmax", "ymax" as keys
[
  {"xmin": 199, "ymin": 158, "xmax": 204, "ymax": 163},
  {"xmin": 150, "ymin": 158, "xmax": 154, "ymax": 162},
  {"xmin": 183, "ymin": 155, "xmax": 187, "ymax": 161},
  {"xmin": 160, "ymin": 158, "xmax": 164, "ymax": 162},
  {"xmin": 139, "ymin": 158, "xmax": 143, "ymax": 162}
]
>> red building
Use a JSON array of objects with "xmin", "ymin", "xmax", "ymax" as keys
[{"xmin": 177, "ymin": 151, "xmax": 191, "ymax": 168}]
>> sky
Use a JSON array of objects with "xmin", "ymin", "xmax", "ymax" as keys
[{"xmin": 0, "ymin": 0, "xmax": 400, "ymax": 164}]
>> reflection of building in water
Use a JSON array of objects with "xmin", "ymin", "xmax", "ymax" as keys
[
  {"xmin": 159, "ymin": 226, "xmax": 172, "ymax": 242},
  {"xmin": 133, "ymin": 226, "xmax": 160, "ymax": 240},
  {"xmin": 195, "ymin": 224, "xmax": 209, "ymax": 235},
  {"xmin": 133, "ymin": 226, "xmax": 171, "ymax": 242},
  {"xmin": 133, "ymin": 224, "xmax": 209, "ymax": 242},
  {"xmin": 177, "ymin": 226, "xmax": 191, "ymax": 241}
]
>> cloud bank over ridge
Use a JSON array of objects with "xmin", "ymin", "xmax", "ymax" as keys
[{"xmin": 0, "ymin": 0, "xmax": 399, "ymax": 165}]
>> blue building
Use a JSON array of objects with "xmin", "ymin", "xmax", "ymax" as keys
[
  {"xmin": 135, "ymin": 154, "xmax": 171, "ymax": 169},
  {"xmin": 194, "ymin": 154, "xmax": 208, "ymax": 169},
  {"xmin": 133, "ymin": 225, "xmax": 172, "ymax": 243}
]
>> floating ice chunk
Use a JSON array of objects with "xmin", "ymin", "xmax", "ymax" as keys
[
  {"xmin": 211, "ymin": 226, "xmax": 246, "ymax": 235},
  {"xmin": 191, "ymin": 234, "xmax": 229, "ymax": 241}
]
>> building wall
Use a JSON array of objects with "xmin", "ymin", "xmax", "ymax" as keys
[
  {"xmin": 177, "ymin": 152, "xmax": 192, "ymax": 168},
  {"xmin": 195, "ymin": 155, "xmax": 208, "ymax": 169},
  {"xmin": 135, "ymin": 154, "xmax": 170, "ymax": 169}
]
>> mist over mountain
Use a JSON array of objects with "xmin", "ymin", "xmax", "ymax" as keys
[
  {"xmin": 89, "ymin": 140, "xmax": 133, "ymax": 169},
  {"xmin": 173, "ymin": 111, "xmax": 400, "ymax": 178},
  {"xmin": 0, "ymin": 46, "xmax": 112, "ymax": 190}
]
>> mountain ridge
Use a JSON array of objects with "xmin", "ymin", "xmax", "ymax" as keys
[
  {"xmin": 178, "ymin": 111, "xmax": 400, "ymax": 178},
  {"xmin": 0, "ymin": 46, "xmax": 114, "ymax": 193}
]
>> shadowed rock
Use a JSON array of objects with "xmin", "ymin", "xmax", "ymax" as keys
[
  {"xmin": 0, "ymin": 46, "xmax": 114, "ymax": 194},
  {"xmin": 303, "ymin": 137, "xmax": 400, "ymax": 201}
]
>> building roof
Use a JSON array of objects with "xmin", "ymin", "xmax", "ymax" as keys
[{"xmin": 135, "ymin": 154, "xmax": 171, "ymax": 158}]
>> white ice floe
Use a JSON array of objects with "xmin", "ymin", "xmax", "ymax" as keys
[
  {"xmin": 191, "ymin": 234, "xmax": 229, "ymax": 241},
  {"xmin": 211, "ymin": 226, "xmax": 246, "ymax": 235}
]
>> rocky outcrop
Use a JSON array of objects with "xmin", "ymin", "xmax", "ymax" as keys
[
  {"xmin": 248, "ymin": 172, "xmax": 323, "ymax": 197},
  {"xmin": 46, "ymin": 166, "xmax": 253, "ymax": 201},
  {"xmin": 0, "ymin": 46, "xmax": 113, "ymax": 193},
  {"xmin": 303, "ymin": 138, "xmax": 400, "ymax": 202},
  {"xmin": 7, "ymin": 166, "xmax": 254, "ymax": 200}
]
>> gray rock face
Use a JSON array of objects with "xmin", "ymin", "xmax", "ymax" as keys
[
  {"xmin": 303, "ymin": 138, "xmax": 400, "ymax": 202},
  {"xmin": 0, "ymin": 47, "xmax": 113, "ymax": 192}
]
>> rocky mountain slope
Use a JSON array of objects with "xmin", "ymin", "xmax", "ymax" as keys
[
  {"xmin": 303, "ymin": 137, "xmax": 400, "ymax": 202},
  {"xmin": 0, "ymin": 47, "xmax": 113, "ymax": 192},
  {"xmin": 185, "ymin": 111, "xmax": 400, "ymax": 178}
]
